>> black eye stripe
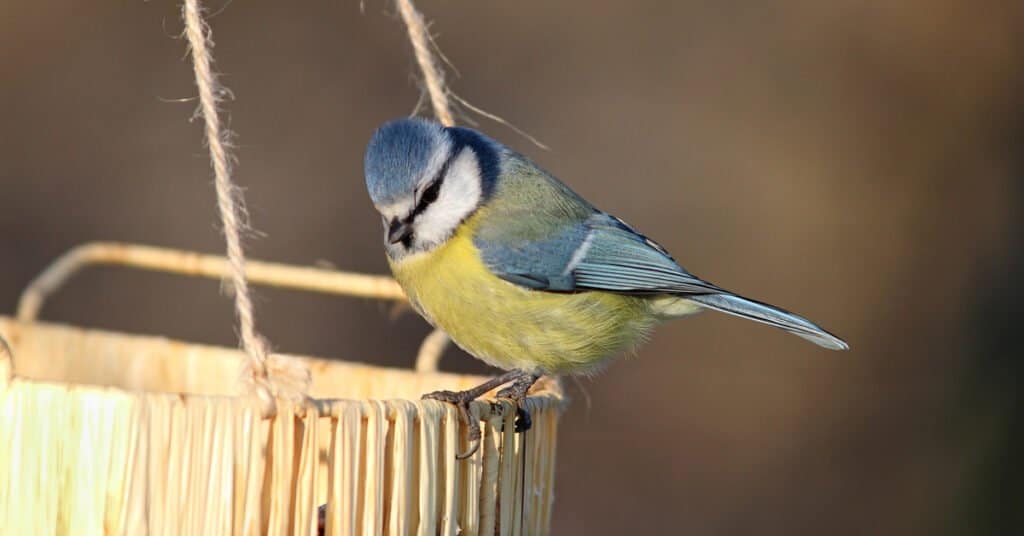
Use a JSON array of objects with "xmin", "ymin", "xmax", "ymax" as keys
[
  {"xmin": 412, "ymin": 150, "xmax": 458, "ymax": 217},
  {"xmin": 420, "ymin": 176, "xmax": 442, "ymax": 204}
]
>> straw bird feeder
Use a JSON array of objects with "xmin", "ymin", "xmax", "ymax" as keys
[{"xmin": 0, "ymin": 1, "xmax": 566, "ymax": 534}]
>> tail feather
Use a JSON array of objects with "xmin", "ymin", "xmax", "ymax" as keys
[{"xmin": 688, "ymin": 293, "xmax": 849, "ymax": 351}]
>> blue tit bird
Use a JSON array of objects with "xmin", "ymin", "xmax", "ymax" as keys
[{"xmin": 364, "ymin": 117, "xmax": 848, "ymax": 456}]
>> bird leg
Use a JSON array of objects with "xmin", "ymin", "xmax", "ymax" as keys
[
  {"xmin": 422, "ymin": 369, "xmax": 539, "ymax": 459},
  {"xmin": 422, "ymin": 369, "xmax": 521, "ymax": 458},
  {"xmin": 496, "ymin": 371, "xmax": 541, "ymax": 433}
]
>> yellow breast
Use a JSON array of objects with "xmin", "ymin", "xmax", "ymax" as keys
[{"xmin": 388, "ymin": 223, "xmax": 658, "ymax": 374}]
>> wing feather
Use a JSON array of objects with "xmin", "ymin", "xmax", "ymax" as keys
[{"xmin": 477, "ymin": 210, "xmax": 719, "ymax": 295}]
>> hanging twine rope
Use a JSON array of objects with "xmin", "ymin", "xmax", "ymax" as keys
[
  {"xmin": 397, "ymin": 0, "xmax": 549, "ymax": 151},
  {"xmin": 396, "ymin": 0, "xmax": 455, "ymax": 372},
  {"xmin": 182, "ymin": 0, "xmax": 307, "ymax": 410},
  {"xmin": 396, "ymin": 0, "xmax": 455, "ymax": 127},
  {"xmin": 180, "ymin": 0, "xmax": 452, "ymax": 383}
]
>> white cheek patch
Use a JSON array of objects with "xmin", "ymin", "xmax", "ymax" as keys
[{"xmin": 413, "ymin": 148, "xmax": 482, "ymax": 249}]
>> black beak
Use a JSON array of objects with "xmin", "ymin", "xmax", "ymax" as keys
[{"xmin": 387, "ymin": 218, "xmax": 413, "ymax": 244}]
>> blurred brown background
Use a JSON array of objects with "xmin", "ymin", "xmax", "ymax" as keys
[{"xmin": 2, "ymin": 1, "xmax": 1022, "ymax": 534}]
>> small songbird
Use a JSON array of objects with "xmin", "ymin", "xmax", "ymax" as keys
[{"xmin": 364, "ymin": 118, "xmax": 848, "ymax": 456}]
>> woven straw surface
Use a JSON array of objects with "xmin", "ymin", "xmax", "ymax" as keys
[{"xmin": 0, "ymin": 317, "xmax": 563, "ymax": 535}]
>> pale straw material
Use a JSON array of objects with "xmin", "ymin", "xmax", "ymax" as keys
[
  {"xmin": 0, "ymin": 314, "xmax": 563, "ymax": 535},
  {"xmin": 0, "ymin": 334, "xmax": 10, "ymax": 391},
  {"xmin": 15, "ymin": 242, "xmax": 406, "ymax": 325},
  {"xmin": 0, "ymin": 243, "xmax": 566, "ymax": 534},
  {"xmin": 415, "ymin": 326, "xmax": 453, "ymax": 373}
]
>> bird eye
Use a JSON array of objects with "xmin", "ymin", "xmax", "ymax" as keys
[
  {"xmin": 412, "ymin": 151, "xmax": 455, "ymax": 217},
  {"xmin": 420, "ymin": 179, "xmax": 442, "ymax": 205},
  {"xmin": 412, "ymin": 176, "xmax": 444, "ymax": 217}
]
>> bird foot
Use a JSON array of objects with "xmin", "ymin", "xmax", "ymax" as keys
[
  {"xmin": 421, "ymin": 369, "xmax": 542, "ymax": 459},
  {"xmin": 496, "ymin": 372, "xmax": 540, "ymax": 433},
  {"xmin": 421, "ymin": 389, "xmax": 481, "ymax": 459}
]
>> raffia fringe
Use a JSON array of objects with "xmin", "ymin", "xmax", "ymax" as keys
[{"xmin": 0, "ymin": 318, "xmax": 563, "ymax": 535}]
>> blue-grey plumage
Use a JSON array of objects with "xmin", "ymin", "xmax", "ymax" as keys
[
  {"xmin": 364, "ymin": 119, "xmax": 447, "ymax": 206},
  {"xmin": 365, "ymin": 117, "xmax": 848, "ymax": 454},
  {"xmin": 365, "ymin": 117, "xmax": 846, "ymax": 359}
]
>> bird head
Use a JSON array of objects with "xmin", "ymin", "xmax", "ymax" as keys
[{"xmin": 364, "ymin": 118, "xmax": 497, "ymax": 256}]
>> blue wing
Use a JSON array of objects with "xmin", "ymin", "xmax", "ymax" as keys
[
  {"xmin": 468, "ymin": 151, "xmax": 848, "ymax": 350},
  {"xmin": 475, "ymin": 211, "xmax": 720, "ymax": 295}
]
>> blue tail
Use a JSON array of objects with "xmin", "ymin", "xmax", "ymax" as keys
[{"xmin": 688, "ymin": 293, "xmax": 849, "ymax": 350}]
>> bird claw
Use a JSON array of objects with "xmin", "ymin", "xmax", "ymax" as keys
[
  {"xmin": 496, "ymin": 373, "xmax": 538, "ymax": 434},
  {"xmin": 421, "ymin": 370, "xmax": 541, "ymax": 459},
  {"xmin": 422, "ymin": 390, "xmax": 481, "ymax": 459},
  {"xmin": 494, "ymin": 399, "xmax": 533, "ymax": 434},
  {"xmin": 494, "ymin": 385, "xmax": 518, "ymax": 400},
  {"xmin": 513, "ymin": 405, "xmax": 532, "ymax": 433}
]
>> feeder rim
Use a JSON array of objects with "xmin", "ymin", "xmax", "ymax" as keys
[
  {"xmin": 0, "ymin": 315, "xmax": 567, "ymax": 421},
  {"xmin": 8, "ymin": 241, "xmax": 455, "ymax": 385}
]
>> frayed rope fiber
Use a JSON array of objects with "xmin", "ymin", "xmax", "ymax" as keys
[
  {"xmin": 182, "ymin": 0, "xmax": 309, "ymax": 409},
  {"xmin": 180, "ymin": 0, "xmax": 453, "ymax": 386},
  {"xmin": 396, "ymin": 0, "xmax": 455, "ymax": 128}
]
